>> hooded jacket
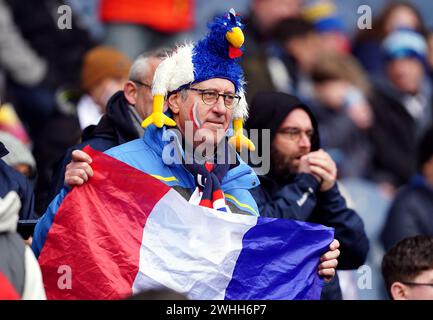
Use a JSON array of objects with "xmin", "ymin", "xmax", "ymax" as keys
[
  {"xmin": 46, "ymin": 91, "xmax": 140, "ymax": 211},
  {"xmin": 246, "ymin": 92, "xmax": 369, "ymax": 300}
]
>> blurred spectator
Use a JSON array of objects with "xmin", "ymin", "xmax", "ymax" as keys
[
  {"xmin": 0, "ymin": 131, "xmax": 36, "ymax": 179},
  {"xmin": 44, "ymin": 50, "xmax": 166, "ymax": 210},
  {"xmin": 381, "ymin": 127, "xmax": 433, "ymax": 251},
  {"xmin": 310, "ymin": 53, "xmax": 373, "ymax": 178},
  {"xmin": 0, "ymin": 141, "xmax": 36, "ymax": 220},
  {"xmin": 272, "ymin": 18, "xmax": 320, "ymax": 101},
  {"xmin": 241, "ymin": 0, "xmax": 303, "ymax": 102},
  {"xmin": 0, "ymin": 191, "xmax": 46, "ymax": 299},
  {"xmin": 369, "ymin": 28, "xmax": 432, "ymax": 190},
  {"xmin": 66, "ymin": 0, "xmax": 105, "ymax": 41},
  {"xmin": 0, "ymin": 0, "xmax": 47, "ymax": 89},
  {"xmin": 100, "ymin": 0, "xmax": 194, "ymax": 59},
  {"xmin": 4, "ymin": 0, "xmax": 96, "ymax": 133},
  {"xmin": 381, "ymin": 235, "xmax": 433, "ymax": 300},
  {"xmin": 302, "ymin": 0, "xmax": 351, "ymax": 55},
  {"xmin": 78, "ymin": 46, "xmax": 132, "ymax": 130},
  {"xmin": 352, "ymin": 1, "xmax": 428, "ymax": 78},
  {"xmin": 246, "ymin": 92, "xmax": 369, "ymax": 300},
  {"xmin": 244, "ymin": 0, "xmax": 303, "ymax": 50}
]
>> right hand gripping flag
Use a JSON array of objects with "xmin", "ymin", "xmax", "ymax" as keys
[{"xmin": 38, "ymin": 147, "xmax": 334, "ymax": 300}]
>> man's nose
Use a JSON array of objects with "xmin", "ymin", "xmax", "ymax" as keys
[{"xmin": 212, "ymin": 95, "xmax": 227, "ymax": 114}]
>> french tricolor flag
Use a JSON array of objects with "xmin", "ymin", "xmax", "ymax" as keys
[{"xmin": 38, "ymin": 148, "xmax": 334, "ymax": 300}]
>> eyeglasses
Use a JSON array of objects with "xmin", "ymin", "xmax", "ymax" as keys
[
  {"xmin": 278, "ymin": 127, "xmax": 314, "ymax": 142},
  {"xmin": 401, "ymin": 282, "xmax": 433, "ymax": 288},
  {"xmin": 187, "ymin": 88, "xmax": 240, "ymax": 109},
  {"xmin": 132, "ymin": 80, "xmax": 151, "ymax": 89}
]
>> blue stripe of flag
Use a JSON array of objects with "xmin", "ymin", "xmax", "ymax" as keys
[{"xmin": 224, "ymin": 218, "xmax": 334, "ymax": 300}]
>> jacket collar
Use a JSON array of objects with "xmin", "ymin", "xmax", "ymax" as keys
[{"xmin": 143, "ymin": 123, "xmax": 259, "ymax": 189}]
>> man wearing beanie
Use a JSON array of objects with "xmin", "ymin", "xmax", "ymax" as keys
[
  {"xmin": 381, "ymin": 126, "xmax": 433, "ymax": 251},
  {"xmin": 369, "ymin": 28, "xmax": 433, "ymax": 190},
  {"xmin": 77, "ymin": 46, "xmax": 132, "ymax": 130}
]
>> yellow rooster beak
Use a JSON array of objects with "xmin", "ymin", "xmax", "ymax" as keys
[{"xmin": 225, "ymin": 27, "xmax": 244, "ymax": 48}]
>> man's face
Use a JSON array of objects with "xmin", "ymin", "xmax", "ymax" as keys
[
  {"xmin": 135, "ymin": 57, "xmax": 162, "ymax": 119},
  {"xmin": 271, "ymin": 108, "xmax": 314, "ymax": 176},
  {"xmin": 394, "ymin": 269, "xmax": 433, "ymax": 300},
  {"xmin": 124, "ymin": 57, "xmax": 163, "ymax": 120},
  {"xmin": 387, "ymin": 58, "xmax": 424, "ymax": 95},
  {"xmin": 169, "ymin": 78, "xmax": 235, "ymax": 148}
]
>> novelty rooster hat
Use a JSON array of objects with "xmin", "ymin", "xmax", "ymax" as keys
[{"xmin": 142, "ymin": 8, "xmax": 254, "ymax": 151}]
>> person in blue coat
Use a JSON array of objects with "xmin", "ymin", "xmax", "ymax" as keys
[
  {"xmin": 0, "ymin": 142, "xmax": 36, "ymax": 221},
  {"xmin": 33, "ymin": 10, "xmax": 341, "ymax": 285},
  {"xmin": 246, "ymin": 91, "xmax": 369, "ymax": 300}
]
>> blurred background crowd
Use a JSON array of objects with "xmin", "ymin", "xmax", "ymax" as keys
[{"xmin": 1, "ymin": 0, "xmax": 433, "ymax": 300}]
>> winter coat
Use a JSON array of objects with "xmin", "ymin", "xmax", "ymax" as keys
[
  {"xmin": 381, "ymin": 175, "xmax": 433, "ymax": 251},
  {"xmin": 246, "ymin": 92, "xmax": 369, "ymax": 300}
]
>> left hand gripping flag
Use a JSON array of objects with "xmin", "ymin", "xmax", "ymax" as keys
[{"xmin": 38, "ymin": 147, "xmax": 334, "ymax": 300}]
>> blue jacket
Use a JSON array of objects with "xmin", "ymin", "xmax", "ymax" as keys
[{"xmin": 33, "ymin": 125, "xmax": 260, "ymax": 257}]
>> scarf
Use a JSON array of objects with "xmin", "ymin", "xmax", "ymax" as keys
[{"xmin": 184, "ymin": 140, "xmax": 232, "ymax": 212}]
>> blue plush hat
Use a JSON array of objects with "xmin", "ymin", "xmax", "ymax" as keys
[
  {"xmin": 142, "ymin": 8, "xmax": 254, "ymax": 151},
  {"xmin": 382, "ymin": 28, "xmax": 427, "ymax": 64}
]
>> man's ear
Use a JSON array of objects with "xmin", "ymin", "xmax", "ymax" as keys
[
  {"xmin": 390, "ymin": 282, "xmax": 409, "ymax": 300},
  {"xmin": 123, "ymin": 81, "xmax": 137, "ymax": 105},
  {"xmin": 168, "ymin": 92, "xmax": 181, "ymax": 115}
]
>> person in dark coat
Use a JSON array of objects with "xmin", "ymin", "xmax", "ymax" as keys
[
  {"xmin": 0, "ymin": 142, "xmax": 36, "ymax": 221},
  {"xmin": 381, "ymin": 127, "xmax": 433, "ymax": 251},
  {"xmin": 44, "ymin": 51, "xmax": 165, "ymax": 210},
  {"xmin": 246, "ymin": 91, "xmax": 369, "ymax": 300},
  {"xmin": 368, "ymin": 29, "xmax": 433, "ymax": 190}
]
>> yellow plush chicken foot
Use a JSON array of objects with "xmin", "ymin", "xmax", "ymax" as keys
[
  {"xmin": 141, "ymin": 95, "xmax": 176, "ymax": 128},
  {"xmin": 229, "ymin": 118, "xmax": 255, "ymax": 152}
]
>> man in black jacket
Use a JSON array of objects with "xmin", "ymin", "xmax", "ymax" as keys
[
  {"xmin": 44, "ymin": 50, "xmax": 165, "ymax": 211},
  {"xmin": 369, "ymin": 29, "xmax": 433, "ymax": 189},
  {"xmin": 381, "ymin": 127, "xmax": 433, "ymax": 251},
  {"xmin": 246, "ymin": 92, "xmax": 369, "ymax": 299}
]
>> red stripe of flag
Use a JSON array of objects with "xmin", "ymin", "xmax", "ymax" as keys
[{"xmin": 38, "ymin": 146, "xmax": 170, "ymax": 299}]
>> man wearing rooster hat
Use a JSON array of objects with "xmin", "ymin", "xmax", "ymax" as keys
[{"xmin": 35, "ymin": 9, "xmax": 340, "ymax": 282}]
